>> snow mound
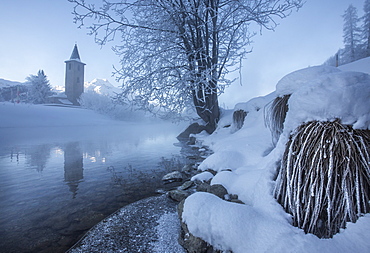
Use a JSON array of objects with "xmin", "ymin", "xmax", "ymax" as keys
[
  {"xmin": 275, "ymin": 66, "xmax": 341, "ymax": 97},
  {"xmin": 191, "ymin": 171, "xmax": 214, "ymax": 182},
  {"xmin": 184, "ymin": 192, "xmax": 370, "ymax": 253},
  {"xmin": 234, "ymin": 93, "xmax": 275, "ymax": 113},
  {"xmin": 198, "ymin": 150, "xmax": 245, "ymax": 172},
  {"xmin": 84, "ymin": 78, "xmax": 121, "ymax": 96},
  {"xmin": 279, "ymin": 68, "xmax": 370, "ymax": 132}
]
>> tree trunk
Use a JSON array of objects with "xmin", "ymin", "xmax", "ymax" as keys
[{"xmin": 192, "ymin": 82, "xmax": 220, "ymax": 134}]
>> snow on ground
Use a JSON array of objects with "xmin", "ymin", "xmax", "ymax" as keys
[
  {"xmin": 183, "ymin": 59, "xmax": 370, "ymax": 253},
  {"xmin": 0, "ymin": 78, "xmax": 26, "ymax": 88},
  {"xmin": 152, "ymin": 212, "xmax": 186, "ymax": 253},
  {"xmin": 0, "ymin": 102, "xmax": 184, "ymax": 148},
  {"xmin": 0, "ymin": 102, "xmax": 118, "ymax": 128},
  {"xmin": 280, "ymin": 67, "xmax": 370, "ymax": 133},
  {"xmin": 339, "ymin": 57, "xmax": 370, "ymax": 75}
]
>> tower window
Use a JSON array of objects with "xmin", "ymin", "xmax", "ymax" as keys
[
  {"xmin": 69, "ymin": 63, "xmax": 71, "ymax": 70},
  {"xmin": 77, "ymin": 77, "xmax": 80, "ymax": 84}
]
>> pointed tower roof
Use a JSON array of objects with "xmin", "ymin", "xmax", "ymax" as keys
[
  {"xmin": 70, "ymin": 44, "xmax": 81, "ymax": 60},
  {"xmin": 65, "ymin": 44, "xmax": 86, "ymax": 65}
]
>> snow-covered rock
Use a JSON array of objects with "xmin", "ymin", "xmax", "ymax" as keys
[{"xmin": 191, "ymin": 171, "xmax": 214, "ymax": 183}]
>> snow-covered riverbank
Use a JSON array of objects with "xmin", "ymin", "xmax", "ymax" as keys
[{"xmin": 182, "ymin": 58, "xmax": 370, "ymax": 252}]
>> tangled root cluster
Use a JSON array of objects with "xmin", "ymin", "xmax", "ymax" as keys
[
  {"xmin": 274, "ymin": 121, "xmax": 370, "ymax": 238},
  {"xmin": 264, "ymin": 94, "xmax": 291, "ymax": 145}
]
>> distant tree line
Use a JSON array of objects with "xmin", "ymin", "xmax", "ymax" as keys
[
  {"xmin": 0, "ymin": 70, "xmax": 53, "ymax": 104},
  {"xmin": 325, "ymin": 0, "xmax": 370, "ymax": 66}
]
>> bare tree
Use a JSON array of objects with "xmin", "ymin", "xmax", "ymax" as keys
[{"xmin": 69, "ymin": 0, "xmax": 302, "ymax": 133}]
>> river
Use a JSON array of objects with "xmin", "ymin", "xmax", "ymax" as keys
[{"xmin": 0, "ymin": 121, "xmax": 192, "ymax": 252}]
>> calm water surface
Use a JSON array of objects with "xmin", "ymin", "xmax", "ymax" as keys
[{"xmin": 0, "ymin": 122, "xmax": 189, "ymax": 253}]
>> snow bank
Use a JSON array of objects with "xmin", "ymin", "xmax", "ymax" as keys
[
  {"xmin": 275, "ymin": 66, "xmax": 341, "ymax": 97},
  {"xmin": 0, "ymin": 102, "xmax": 184, "ymax": 148},
  {"xmin": 339, "ymin": 56, "xmax": 370, "ymax": 75},
  {"xmin": 183, "ymin": 62, "xmax": 370, "ymax": 252},
  {"xmin": 0, "ymin": 102, "xmax": 117, "ymax": 128},
  {"xmin": 184, "ymin": 192, "xmax": 370, "ymax": 253},
  {"xmin": 283, "ymin": 70, "xmax": 370, "ymax": 132}
]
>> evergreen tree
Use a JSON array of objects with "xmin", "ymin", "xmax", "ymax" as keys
[
  {"xmin": 342, "ymin": 4, "xmax": 362, "ymax": 62},
  {"xmin": 362, "ymin": 0, "xmax": 370, "ymax": 56},
  {"xmin": 26, "ymin": 70, "xmax": 52, "ymax": 104}
]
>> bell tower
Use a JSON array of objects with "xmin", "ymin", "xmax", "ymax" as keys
[{"xmin": 65, "ymin": 44, "xmax": 86, "ymax": 105}]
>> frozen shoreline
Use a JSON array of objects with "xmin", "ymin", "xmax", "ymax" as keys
[{"xmin": 67, "ymin": 194, "xmax": 185, "ymax": 253}]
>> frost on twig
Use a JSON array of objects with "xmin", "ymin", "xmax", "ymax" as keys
[{"xmin": 274, "ymin": 120, "xmax": 370, "ymax": 238}]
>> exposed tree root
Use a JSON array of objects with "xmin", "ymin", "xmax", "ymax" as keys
[
  {"xmin": 264, "ymin": 94, "xmax": 291, "ymax": 145},
  {"xmin": 274, "ymin": 120, "xmax": 370, "ymax": 238}
]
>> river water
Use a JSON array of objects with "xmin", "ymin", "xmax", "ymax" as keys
[{"xmin": 0, "ymin": 121, "xmax": 192, "ymax": 252}]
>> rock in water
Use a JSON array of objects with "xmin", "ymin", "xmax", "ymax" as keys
[
  {"xmin": 177, "ymin": 123, "xmax": 206, "ymax": 140},
  {"xmin": 162, "ymin": 171, "xmax": 183, "ymax": 183}
]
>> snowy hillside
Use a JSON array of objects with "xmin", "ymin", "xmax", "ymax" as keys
[
  {"xmin": 84, "ymin": 78, "xmax": 121, "ymax": 96},
  {"xmin": 35, "ymin": 78, "xmax": 121, "ymax": 96},
  {"xmin": 339, "ymin": 57, "xmax": 370, "ymax": 74},
  {"xmin": 182, "ymin": 59, "xmax": 370, "ymax": 252},
  {"xmin": 0, "ymin": 78, "xmax": 26, "ymax": 88}
]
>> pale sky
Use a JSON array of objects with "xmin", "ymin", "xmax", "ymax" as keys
[{"xmin": 0, "ymin": 0, "xmax": 365, "ymax": 108}]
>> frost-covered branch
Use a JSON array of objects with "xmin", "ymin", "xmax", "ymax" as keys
[{"xmin": 69, "ymin": 0, "xmax": 303, "ymax": 132}]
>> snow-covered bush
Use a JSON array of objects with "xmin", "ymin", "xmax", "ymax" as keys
[{"xmin": 274, "ymin": 120, "xmax": 370, "ymax": 238}]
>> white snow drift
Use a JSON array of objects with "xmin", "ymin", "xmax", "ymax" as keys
[{"xmin": 183, "ymin": 60, "xmax": 370, "ymax": 253}]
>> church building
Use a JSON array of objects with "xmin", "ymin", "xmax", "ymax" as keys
[{"xmin": 65, "ymin": 44, "xmax": 86, "ymax": 105}]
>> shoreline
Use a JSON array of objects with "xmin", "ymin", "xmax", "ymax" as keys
[
  {"xmin": 67, "ymin": 194, "xmax": 185, "ymax": 252},
  {"xmin": 67, "ymin": 139, "xmax": 210, "ymax": 252}
]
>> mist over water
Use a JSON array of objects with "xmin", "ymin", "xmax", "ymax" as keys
[{"xmin": 0, "ymin": 120, "xmax": 188, "ymax": 252}]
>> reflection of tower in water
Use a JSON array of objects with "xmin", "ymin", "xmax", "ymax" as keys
[{"xmin": 64, "ymin": 142, "xmax": 83, "ymax": 198}]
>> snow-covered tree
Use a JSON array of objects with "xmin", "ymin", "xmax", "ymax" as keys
[
  {"xmin": 26, "ymin": 70, "xmax": 53, "ymax": 104},
  {"xmin": 342, "ymin": 4, "xmax": 362, "ymax": 62},
  {"xmin": 362, "ymin": 0, "xmax": 370, "ymax": 56},
  {"xmin": 69, "ymin": 0, "xmax": 302, "ymax": 133}
]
